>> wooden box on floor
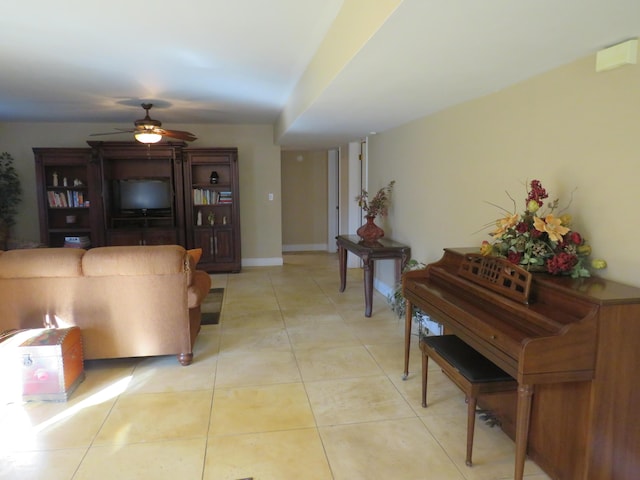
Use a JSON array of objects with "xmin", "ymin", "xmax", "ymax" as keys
[{"xmin": 13, "ymin": 327, "xmax": 85, "ymax": 401}]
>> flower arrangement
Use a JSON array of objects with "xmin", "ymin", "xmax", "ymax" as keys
[
  {"xmin": 356, "ymin": 180, "xmax": 395, "ymax": 218},
  {"xmin": 481, "ymin": 179, "xmax": 606, "ymax": 278}
]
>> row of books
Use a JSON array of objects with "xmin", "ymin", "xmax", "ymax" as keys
[
  {"xmin": 48, "ymin": 190, "xmax": 89, "ymax": 208},
  {"xmin": 218, "ymin": 191, "xmax": 232, "ymax": 204},
  {"xmin": 192, "ymin": 189, "xmax": 233, "ymax": 205},
  {"xmin": 63, "ymin": 236, "xmax": 91, "ymax": 249}
]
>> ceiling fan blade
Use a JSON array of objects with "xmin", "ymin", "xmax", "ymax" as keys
[
  {"xmin": 89, "ymin": 129, "xmax": 135, "ymax": 137},
  {"xmin": 90, "ymin": 105, "xmax": 196, "ymax": 142},
  {"xmin": 157, "ymin": 128, "xmax": 197, "ymax": 142}
]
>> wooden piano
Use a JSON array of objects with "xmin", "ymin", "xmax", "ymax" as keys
[{"xmin": 403, "ymin": 248, "xmax": 640, "ymax": 480}]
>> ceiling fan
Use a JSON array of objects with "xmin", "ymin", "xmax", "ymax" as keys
[{"xmin": 90, "ymin": 103, "xmax": 197, "ymax": 143}]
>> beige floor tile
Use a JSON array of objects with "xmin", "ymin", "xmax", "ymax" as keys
[
  {"xmin": 93, "ymin": 390, "xmax": 212, "ymax": 445},
  {"xmin": 210, "ymin": 383, "xmax": 315, "ymax": 435},
  {"xmin": 391, "ymin": 366, "xmax": 467, "ymax": 416},
  {"xmin": 74, "ymin": 438, "xmax": 206, "ymax": 480},
  {"xmin": 272, "ymin": 281, "xmax": 325, "ymax": 296},
  {"xmin": 421, "ymin": 413, "xmax": 545, "ymax": 479},
  {"xmin": 0, "ymin": 448, "xmax": 87, "ymax": 480},
  {"xmin": 364, "ymin": 340, "xmax": 421, "ymax": 379},
  {"xmin": 280, "ymin": 305, "xmax": 343, "ymax": 322},
  {"xmin": 0, "ymin": 398, "xmax": 115, "ymax": 452},
  {"xmin": 287, "ymin": 321, "xmax": 361, "ymax": 350},
  {"xmin": 345, "ymin": 317, "xmax": 405, "ymax": 344},
  {"xmin": 306, "ymin": 375, "xmax": 415, "ymax": 426},
  {"xmin": 223, "ymin": 294, "xmax": 280, "ymax": 314},
  {"xmin": 320, "ymin": 417, "xmax": 466, "ymax": 480},
  {"xmin": 76, "ymin": 358, "xmax": 139, "ymax": 399},
  {"xmin": 124, "ymin": 353, "xmax": 216, "ymax": 395},
  {"xmin": 204, "ymin": 428, "xmax": 332, "ymax": 480},
  {"xmin": 295, "ymin": 344, "xmax": 383, "ymax": 382},
  {"xmin": 215, "ymin": 350, "xmax": 301, "ymax": 387},
  {"xmin": 208, "ymin": 274, "xmax": 228, "ymax": 290},
  {"xmin": 220, "ymin": 309, "xmax": 284, "ymax": 331},
  {"xmin": 277, "ymin": 293, "xmax": 336, "ymax": 310},
  {"xmin": 218, "ymin": 326, "xmax": 292, "ymax": 354}
]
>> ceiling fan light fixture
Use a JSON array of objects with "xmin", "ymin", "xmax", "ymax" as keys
[{"xmin": 134, "ymin": 131, "xmax": 162, "ymax": 144}]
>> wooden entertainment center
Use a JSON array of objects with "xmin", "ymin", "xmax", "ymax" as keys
[{"xmin": 33, "ymin": 141, "xmax": 241, "ymax": 273}]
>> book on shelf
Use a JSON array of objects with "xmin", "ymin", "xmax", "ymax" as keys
[
  {"xmin": 47, "ymin": 190, "xmax": 86, "ymax": 208},
  {"xmin": 63, "ymin": 236, "xmax": 91, "ymax": 249},
  {"xmin": 218, "ymin": 191, "xmax": 232, "ymax": 204},
  {"xmin": 193, "ymin": 188, "xmax": 220, "ymax": 205}
]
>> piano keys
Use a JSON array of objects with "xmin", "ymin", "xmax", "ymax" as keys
[{"xmin": 402, "ymin": 247, "xmax": 640, "ymax": 480}]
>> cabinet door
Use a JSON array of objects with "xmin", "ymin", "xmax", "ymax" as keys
[
  {"xmin": 193, "ymin": 228, "xmax": 215, "ymax": 264},
  {"xmin": 214, "ymin": 227, "xmax": 234, "ymax": 263}
]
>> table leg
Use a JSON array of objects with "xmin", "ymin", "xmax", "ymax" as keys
[
  {"xmin": 338, "ymin": 244, "xmax": 347, "ymax": 293},
  {"xmin": 363, "ymin": 255, "xmax": 373, "ymax": 317}
]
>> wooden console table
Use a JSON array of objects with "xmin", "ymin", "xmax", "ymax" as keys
[{"xmin": 336, "ymin": 235, "xmax": 411, "ymax": 317}]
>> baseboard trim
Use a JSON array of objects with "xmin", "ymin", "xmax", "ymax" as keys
[
  {"xmin": 242, "ymin": 257, "xmax": 284, "ymax": 267},
  {"xmin": 282, "ymin": 243, "xmax": 328, "ymax": 252}
]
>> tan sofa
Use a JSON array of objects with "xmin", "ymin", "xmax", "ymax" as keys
[{"xmin": 0, "ymin": 245, "xmax": 211, "ymax": 365}]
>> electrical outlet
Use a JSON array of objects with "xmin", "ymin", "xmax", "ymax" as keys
[{"xmin": 268, "ymin": 193, "xmax": 274, "ymax": 201}]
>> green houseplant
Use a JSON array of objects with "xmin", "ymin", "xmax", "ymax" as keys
[
  {"xmin": 387, "ymin": 258, "xmax": 437, "ymax": 334},
  {"xmin": 0, "ymin": 152, "xmax": 22, "ymax": 249}
]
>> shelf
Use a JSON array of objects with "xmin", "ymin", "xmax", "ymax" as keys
[
  {"xmin": 49, "ymin": 227, "xmax": 92, "ymax": 233},
  {"xmin": 192, "ymin": 183, "xmax": 232, "ymax": 189},
  {"xmin": 48, "ymin": 206, "xmax": 90, "ymax": 210}
]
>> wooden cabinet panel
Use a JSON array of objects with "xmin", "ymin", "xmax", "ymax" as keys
[
  {"xmin": 184, "ymin": 148, "xmax": 241, "ymax": 272},
  {"xmin": 34, "ymin": 143, "xmax": 240, "ymax": 261},
  {"xmin": 33, "ymin": 148, "xmax": 104, "ymax": 248},
  {"xmin": 108, "ymin": 228, "xmax": 177, "ymax": 246}
]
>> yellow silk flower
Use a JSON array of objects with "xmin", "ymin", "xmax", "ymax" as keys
[
  {"xmin": 491, "ymin": 213, "xmax": 519, "ymax": 238},
  {"xmin": 533, "ymin": 214, "xmax": 569, "ymax": 242}
]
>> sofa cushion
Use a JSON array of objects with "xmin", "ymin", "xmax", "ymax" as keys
[
  {"xmin": 0, "ymin": 248, "xmax": 85, "ymax": 278},
  {"xmin": 82, "ymin": 245, "xmax": 186, "ymax": 276},
  {"xmin": 187, "ymin": 248, "xmax": 202, "ymax": 265}
]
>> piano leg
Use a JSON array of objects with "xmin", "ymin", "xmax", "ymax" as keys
[
  {"xmin": 403, "ymin": 299, "xmax": 413, "ymax": 380},
  {"xmin": 515, "ymin": 383, "xmax": 534, "ymax": 480}
]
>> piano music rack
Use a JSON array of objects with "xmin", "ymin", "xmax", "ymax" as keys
[{"xmin": 458, "ymin": 254, "xmax": 532, "ymax": 304}]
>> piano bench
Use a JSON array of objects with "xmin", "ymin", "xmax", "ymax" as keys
[{"xmin": 419, "ymin": 334, "xmax": 517, "ymax": 467}]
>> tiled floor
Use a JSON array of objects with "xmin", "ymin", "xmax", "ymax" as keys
[{"xmin": 0, "ymin": 252, "xmax": 551, "ymax": 480}]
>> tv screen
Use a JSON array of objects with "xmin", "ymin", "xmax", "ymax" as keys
[{"xmin": 117, "ymin": 179, "xmax": 171, "ymax": 212}]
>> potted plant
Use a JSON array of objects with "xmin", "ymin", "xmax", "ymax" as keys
[
  {"xmin": 0, "ymin": 152, "xmax": 22, "ymax": 250},
  {"xmin": 387, "ymin": 258, "xmax": 436, "ymax": 335}
]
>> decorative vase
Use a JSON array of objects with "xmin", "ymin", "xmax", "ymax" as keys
[{"xmin": 357, "ymin": 215, "xmax": 384, "ymax": 243}]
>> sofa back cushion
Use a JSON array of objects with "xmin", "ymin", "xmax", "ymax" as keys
[
  {"xmin": 82, "ymin": 245, "xmax": 187, "ymax": 277},
  {"xmin": 0, "ymin": 248, "xmax": 85, "ymax": 278}
]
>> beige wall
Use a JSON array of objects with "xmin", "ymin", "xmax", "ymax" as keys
[
  {"xmin": 368, "ymin": 53, "xmax": 640, "ymax": 289},
  {"xmin": 281, "ymin": 150, "xmax": 328, "ymax": 250},
  {"xmin": 0, "ymin": 123, "xmax": 283, "ymax": 265}
]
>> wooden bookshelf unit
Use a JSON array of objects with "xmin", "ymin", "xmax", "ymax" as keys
[{"xmin": 34, "ymin": 142, "xmax": 242, "ymax": 272}]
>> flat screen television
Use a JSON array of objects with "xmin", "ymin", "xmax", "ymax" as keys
[{"xmin": 113, "ymin": 178, "xmax": 172, "ymax": 215}]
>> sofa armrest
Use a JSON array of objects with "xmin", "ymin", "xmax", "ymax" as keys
[{"xmin": 188, "ymin": 270, "xmax": 211, "ymax": 309}]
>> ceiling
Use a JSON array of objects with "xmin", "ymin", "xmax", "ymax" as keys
[{"xmin": 2, "ymin": 0, "xmax": 639, "ymax": 149}]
